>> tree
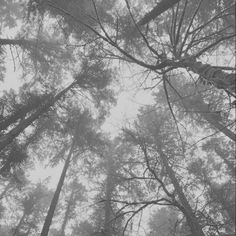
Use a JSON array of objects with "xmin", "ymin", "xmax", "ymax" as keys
[
  {"xmin": 137, "ymin": 0, "xmax": 181, "ymax": 26},
  {"xmin": 201, "ymin": 138, "xmax": 235, "ymax": 176},
  {"xmin": 0, "ymin": 89, "xmax": 53, "ymax": 132},
  {"xmin": 45, "ymin": 0, "xmax": 235, "ymax": 94},
  {"xmin": 188, "ymin": 156, "xmax": 235, "ymax": 232},
  {"xmin": 58, "ymin": 179, "xmax": 86, "ymax": 236},
  {"xmin": 41, "ymin": 109, "xmax": 105, "ymax": 236},
  {"xmin": 148, "ymin": 207, "xmax": 189, "ymax": 236},
  {"xmin": 12, "ymin": 182, "xmax": 52, "ymax": 236},
  {"xmin": 155, "ymin": 79, "xmax": 235, "ymax": 142},
  {"xmin": 0, "ymin": 80, "xmax": 76, "ymax": 152},
  {"xmin": 123, "ymin": 106, "xmax": 206, "ymax": 236}
]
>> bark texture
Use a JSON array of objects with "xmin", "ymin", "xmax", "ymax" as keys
[{"xmin": 184, "ymin": 60, "xmax": 236, "ymax": 95}]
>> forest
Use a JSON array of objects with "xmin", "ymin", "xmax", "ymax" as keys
[{"xmin": 0, "ymin": 0, "xmax": 235, "ymax": 235}]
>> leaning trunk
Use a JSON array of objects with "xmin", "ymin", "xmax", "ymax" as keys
[
  {"xmin": 0, "ymin": 80, "xmax": 77, "ymax": 152},
  {"xmin": 59, "ymin": 190, "xmax": 74, "ymax": 236},
  {"xmin": 189, "ymin": 98, "xmax": 235, "ymax": 142},
  {"xmin": 202, "ymin": 112, "xmax": 236, "ymax": 142},
  {"xmin": 184, "ymin": 60, "xmax": 235, "ymax": 95},
  {"xmin": 0, "ymin": 94, "xmax": 51, "ymax": 132},
  {"xmin": 137, "ymin": 0, "xmax": 181, "ymax": 26},
  {"xmin": 176, "ymin": 91, "xmax": 235, "ymax": 142},
  {"xmin": 40, "ymin": 141, "xmax": 75, "ymax": 236},
  {"xmin": 13, "ymin": 212, "xmax": 26, "ymax": 236}
]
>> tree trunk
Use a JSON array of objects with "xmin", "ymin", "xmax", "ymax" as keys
[
  {"xmin": 0, "ymin": 80, "xmax": 77, "ymax": 152},
  {"xmin": 184, "ymin": 60, "xmax": 236, "ymax": 95},
  {"xmin": 0, "ymin": 94, "xmax": 50, "ymax": 132},
  {"xmin": 40, "ymin": 141, "xmax": 75, "ymax": 236},
  {"xmin": 137, "ymin": 0, "xmax": 181, "ymax": 26},
  {"xmin": 177, "ymin": 92, "xmax": 236, "ymax": 142},
  {"xmin": 104, "ymin": 166, "xmax": 113, "ymax": 236},
  {"xmin": 59, "ymin": 190, "xmax": 74, "ymax": 236},
  {"xmin": 190, "ymin": 98, "xmax": 235, "ymax": 142},
  {"xmin": 203, "ymin": 113, "xmax": 236, "ymax": 142},
  {"xmin": 159, "ymin": 150, "xmax": 205, "ymax": 236},
  {"xmin": 13, "ymin": 212, "xmax": 26, "ymax": 236}
]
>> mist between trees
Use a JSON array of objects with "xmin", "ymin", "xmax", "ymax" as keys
[{"xmin": 0, "ymin": 0, "xmax": 235, "ymax": 235}]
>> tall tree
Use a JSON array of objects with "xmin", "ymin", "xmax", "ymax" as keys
[
  {"xmin": 41, "ymin": 109, "xmax": 104, "ymax": 236},
  {"xmin": 59, "ymin": 179, "xmax": 86, "ymax": 236},
  {"xmin": 40, "ymin": 140, "xmax": 75, "ymax": 236},
  {"xmin": 12, "ymin": 182, "xmax": 52, "ymax": 236},
  {"xmin": 123, "ymin": 106, "xmax": 207, "ymax": 235}
]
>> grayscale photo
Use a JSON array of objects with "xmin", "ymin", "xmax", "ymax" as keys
[{"xmin": 0, "ymin": 0, "xmax": 235, "ymax": 235}]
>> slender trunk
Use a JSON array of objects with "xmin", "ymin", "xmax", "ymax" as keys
[
  {"xmin": 60, "ymin": 190, "xmax": 74, "ymax": 236},
  {"xmin": 137, "ymin": 0, "xmax": 181, "ymax": 26},
  {"xmin": 40, "ymin": 141, "xmax": 75, "ymax": 236},
  {"xmin": 0, "ymin": 81, "xmax": 77, "ymax": 152},
  {"xmin": 104, "ymin": 166, "xmax": 113, "ymax": 236},
  {"xmin": 13, "ymin": 212, "xmax": 26, "ymax": 236},
  {"xmin": 159, "ymin": 150, "xmax": 205, "ymax": 236}
]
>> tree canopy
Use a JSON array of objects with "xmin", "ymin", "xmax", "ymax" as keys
[{"xmin": 0, "ymin": 0, "xmax": 235, "ymax": 235}]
